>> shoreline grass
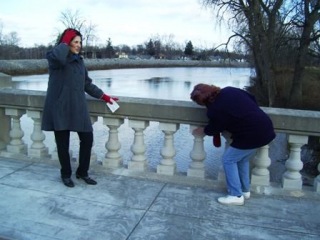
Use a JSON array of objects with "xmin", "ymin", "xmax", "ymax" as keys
[{"xmin": 0, "ymin": 58, "xmax": 249, "ymax": 76}]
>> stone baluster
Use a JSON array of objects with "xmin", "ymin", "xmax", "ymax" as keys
[
  {"xmin": 157, "ymin": 122, "xmax": 179, "ymax": 175},
  {"xmin": 218, "ymin": 132, "xmax": 232, "ymax": 182},
  {"xmin": 27, "ymin": 110, "xmax": 49, "ymax": 158},
  {"xmin": 0, "ymin": 108, "xmax": 10, "ymax": 151},
  {"xmin": 103, "ymin": 117, "xmax": 124, "ymax": 168},
  {"xmin": 251, "ymin": 145, "xmax": 271, "ymax": 186},
  {"xmin": 2, "ymin": 108, "xmax": 27, "ymax": 157},
  {"xmin": 90, "ymin": 116, "xmax": 98, "ymax": 163},
  {"xmin": 51, "ymin": 147, "xmax": 58, "ymax": 160},
  {"xmin": 314, "ymin": 162, "xmax": 320, "ymax": 192},
  {"xmin": 51, "ymin": 144, "xmax": 73, "ymax": 161},
  {"xmin": 51, "ymin": 135, "xmax": 73, "ymax": 162},
  {"xmin": 128, "ymin": 119, "xmax": 149, "ymax": 171},
  {"xmin": 282, "ymin": 134, "xmax": 308, "ymax": 190},
  {"xmin": 314, "ymin": 137, "xmax": 320, "ymax": 192},
  {"xmin": 187, "ymin": 125, "xmax": 206, "ymax": 178}
]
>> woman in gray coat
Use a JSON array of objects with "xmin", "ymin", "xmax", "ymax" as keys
[{"xmin": 42, "ymin": 28, "xmax": 118, "ymax": 187}]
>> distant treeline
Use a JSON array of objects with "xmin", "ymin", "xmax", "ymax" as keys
[{"xmin": 0, "ymin": 38, "xmax": 247, "ymax": 62}]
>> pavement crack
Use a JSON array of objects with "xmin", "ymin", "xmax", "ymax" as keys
[{"xmin": 125, "ymin": 182, "xmax": 167, "ymax": 240}]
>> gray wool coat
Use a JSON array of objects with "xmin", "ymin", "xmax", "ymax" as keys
[{"xmin": 41, "ymin": 43, "xmax": 104, "ymax": 132}]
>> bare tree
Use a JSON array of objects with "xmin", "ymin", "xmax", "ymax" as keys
[
  {"xmin": 201, "ymin": 0, "xmax": 320, "ymax": 108},
  {"xmin": 82, "ymin": 21, "xmax": 98, "ymax": 47},
  {"xmin": 59, "ymin": 9, "xmax": 86, "ymax": 31},
  {"xmin": 58, "ymin": 9, "xmax": 98, "ymax": 57},
  {"xmin": 4, "ymin": 31, "xmax": 20, "ymax": 46},
  {"xmin": 289, "ymin": 0, "xmax": 320, "ymax": 105},
  {"xmin": 0, "ymin": 20, "xmax": 4, "ymax": 45}
]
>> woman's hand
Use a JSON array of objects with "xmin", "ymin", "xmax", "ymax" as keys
[
  {"xmin": 221, "ymin": 131, "xmax": 232, "ymax": 144},
  {"xmin": 101, "ymin": 94, "xmax": 119, "ymax": 104},
  {"xmin": 192, "ymin": 127, "xmax": 204, "ymax": 136}
]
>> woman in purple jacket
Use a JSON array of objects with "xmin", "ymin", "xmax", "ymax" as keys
[
  {"xmin": 42, "ymin": 29, "xmax": 118, "ymax": 188},
  {"xmin": 190, "ymin": 83, "xmax": 275, "ymax": 205}
]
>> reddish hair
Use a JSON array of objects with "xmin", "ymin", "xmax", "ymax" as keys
[{"xmin": 190, "ymin": 83, "xmax": 221, "ymax": 105}]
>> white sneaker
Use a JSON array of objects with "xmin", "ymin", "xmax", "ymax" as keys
[
  {"xmin": 217, "ymin": 195, "xmax": 244, "ymax": 206},
  {"xmin": 243, "ymin": 192, "xmax": 251, "ymax": 199}
]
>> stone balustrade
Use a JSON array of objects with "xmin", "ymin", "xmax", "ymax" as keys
[{"xmin": 0, "ymin": 88, "xmax": 320, "ymax": 195}]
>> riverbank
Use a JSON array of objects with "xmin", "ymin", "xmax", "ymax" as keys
[{"xmin": 0, "ymin": 58, "xmax": 249, "ymax": 76}]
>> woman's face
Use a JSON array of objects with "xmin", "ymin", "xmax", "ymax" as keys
[{"xmin": 69, "ymin": 36, "xmax": 82, "ymax": 54}]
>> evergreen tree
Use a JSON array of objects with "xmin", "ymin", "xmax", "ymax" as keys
[
  {"xmin": 146, "ymin": 39, "xmax": 155, "ymax": 56},
  {"xmin": 184, "ymin": 41, "xmax": 194, "ymax": 57},
  {"xmin": 105, "ymin": 38, "xmax": 115, "ymax": 58}
]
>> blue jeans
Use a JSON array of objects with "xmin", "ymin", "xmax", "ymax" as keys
[{"xmin": 222, "ymin": 147, "xmax": 257, "ymax": 196}]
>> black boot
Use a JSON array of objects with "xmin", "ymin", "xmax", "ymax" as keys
[
  {"xmin": 76, "ymin": 175, "xmax": 97, "ymax": 185},
  {"xmin": 61, "ymin": 177, "xmax": 75, "ymax": 188}
]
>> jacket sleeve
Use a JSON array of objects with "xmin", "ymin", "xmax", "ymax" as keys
[
  {"xmin": 204, "ymin": 109, "xmax": 228, "ymax": 136},
  {"xmin": 84, "ymin": 68, "xmax": 104, "ymax": 99},
  {"xmin": 46, "ymin": 44, "xmax": 70, "ymax": 68}
]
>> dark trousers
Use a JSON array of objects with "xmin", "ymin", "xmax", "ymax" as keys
[{"xmin": 54, "ymin": 130, "xmax": 93, "ymax": 178}]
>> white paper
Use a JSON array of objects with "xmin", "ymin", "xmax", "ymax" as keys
[{"xmin": 106, "ymin": 99, "xmax": 119, "ymax": 113}]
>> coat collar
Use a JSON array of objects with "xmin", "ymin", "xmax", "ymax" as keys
[{"xmin": 67, "ymin": 53, "xmax": 83, "ymax": 63}]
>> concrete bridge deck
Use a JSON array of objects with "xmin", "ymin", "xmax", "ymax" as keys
[{"xmin": 0, "ymin": 157, "xmax": 319, "ymax": 240}]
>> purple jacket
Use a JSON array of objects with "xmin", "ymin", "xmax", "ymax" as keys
[{"xmin": 204, "ymin": 87, "xmax": 275, "ymax": 149}]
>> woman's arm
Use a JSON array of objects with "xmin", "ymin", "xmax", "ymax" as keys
[{"xmin": 46, "ymin": 44, "xmax": 70, "ymax": 67}]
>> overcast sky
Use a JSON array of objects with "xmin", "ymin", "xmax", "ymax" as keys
[{"xmin": 0, "ymin": 0, "xmax": 232, "ymax": 48}]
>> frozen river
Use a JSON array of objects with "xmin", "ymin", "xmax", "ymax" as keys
[{"xmin": 11, "ymin": 67, "xmax": 252, "ymax": 100}]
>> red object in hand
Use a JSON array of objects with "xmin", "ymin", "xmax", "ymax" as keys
[
  {"xmin": 101, "ymin": 94, "xmax": 119, "ymax": 104},
  {"xmin": 213, "ymin": 133, "xmax": 221, "ymax": 147},
  {"xmin": 61, "ymin": 29, "xmax": 77, "ymax": 45}
]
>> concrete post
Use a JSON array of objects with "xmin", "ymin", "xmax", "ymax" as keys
[
  {"xmin": 103, "ymin": 117, "xmax": 124, "ymax": 168},
  {"xmin": 187, "ymin": 125, "xmax": 206, "ymax": 178},
  {"xmin": 157, "ymin": 122, "xmax": 179, "ymax": 175},
  {"xmin": 314, "ymin": 163, "xmax": 320, "ymax": 192},
  {"xmin": 90, "ymin": 116, "xmax": 98, "ymax": 163},
  {"xmin": 128, "ymin": 119, "xmax": 149, "ymax": 171},
  {"xmin": 282, "ymin": 134, "xmax": 308, "ymax": 190},
  {"xmin": 251, "ymin": 145, "xmax": 271, "ymax": 186},
  {"xmin": 0, "ymin": 108, "xmax": 10, "ymax": 151},
  {"xmin": 1, "ymin": 108, "xmax": 27, "ymax": 157},
  {"xmin": 218, "ymin": 132, "xmax": 232, "ymax": 183},
  {"xmin": 27, "ymin": 110, "xmax": 49, "ymax": 158}
]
